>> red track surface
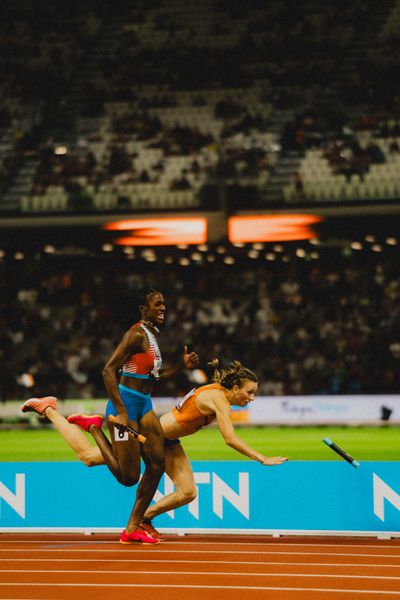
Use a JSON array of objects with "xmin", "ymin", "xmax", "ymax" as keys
[{"xmin": 1, "ymin": 533, "xmax": 400, "ymax": 599}]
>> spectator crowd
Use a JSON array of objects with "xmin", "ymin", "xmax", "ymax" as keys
[{"xmin": 1, "ymin": 246, "xmax": 400, "ymax": 402}]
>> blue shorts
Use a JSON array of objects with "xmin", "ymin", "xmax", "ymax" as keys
[{"xmin": 105, "ymin": 384, "xmax": 153, "ymax": 423}]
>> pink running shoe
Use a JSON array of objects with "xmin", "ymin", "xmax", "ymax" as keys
[
  {"xmin": 67, "ymin": 414, "xmax": 103, "ymax": 432},
  {"xmin": 21, "ymin": 396, "xmax": 58, "ymax": 415},
  {"xmin": 139, "ymin": 519, "xmax": 167, "ymax": 541},
  {"xmin": 120, "ymin": 528, "xmax": 159, "ymax": 545}
]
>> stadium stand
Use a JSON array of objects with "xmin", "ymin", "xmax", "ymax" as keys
[
  {"xmin": 0, "ymin": 0, "xmax": 399, "ymax": 213},
  {"xmin": 1, "ymin": 0, "xmax": 400, "ymax": 404}
]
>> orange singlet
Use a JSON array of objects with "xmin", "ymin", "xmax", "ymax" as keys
[{"xmin": 172, "ymin": 383, "xmax": 228, "ymax": 434}]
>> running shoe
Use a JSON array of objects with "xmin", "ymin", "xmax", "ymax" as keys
[
  {"xmin": 139, "ymin": 519, "xmax": 167, "ymax": 541},
  {"xmin": 67, "ymin": 414, "xmax": 104, "ymax": 432},
  {"xmin": 21, "ymin": 396, "xmax": 58, "ymax": 415},
  {"xmin": 120, "ymin": 528, "xmax": 160, "ymax": 545}
]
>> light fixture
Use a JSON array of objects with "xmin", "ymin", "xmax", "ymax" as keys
[{"xmin": 350, "ymin": 242, "xmax": 362, "ymax": 250}]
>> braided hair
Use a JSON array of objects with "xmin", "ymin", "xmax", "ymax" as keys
[{"xmin": 208, "ymin": 359, "xmax": 258, "ymax": 389}]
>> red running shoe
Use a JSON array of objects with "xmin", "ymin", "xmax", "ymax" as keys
[
  {"xmin": 139, "ymin": 519, "xmax": 167, "ymax": 541},
  {"xmin": 67, "ymin": 414, "xmax": 103, "ymax": 432},
  {"xmin": 120, "ymin": 528, "xmax": 159, "ymax": 545},
  {"xmin": 21, "ymin": 396, "xmax": 58, "ymax": 415}
]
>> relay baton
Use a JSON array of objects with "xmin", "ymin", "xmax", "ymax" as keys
[
  {"xmin": 109, "ymin": 414, "xmax": 146, "ymax": 443},
  {"xmin": 323, "ymin": 437, "xmax": 360, "ymax": 468}
]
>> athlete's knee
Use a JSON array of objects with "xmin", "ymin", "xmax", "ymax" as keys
[
  {"xmin": 115, "ymin": 465, "xmax": 141, "ymax": 487},
  {"xmin": 80, "ymin": 455, "xmax": 97, "ymax": 468},
  {"xmin": 177, "ymin": 485, "xmax": 197, "ymax": 505},
  {"xmin": 118, "ymin": 473, "xmax": 140, "ymax": 487},
  {"xmin": 144, "ymin": 455, "xmax": 165, "ymax": 476},
  {"xmin": 79, "ymin": 449, "xmax": 103, "ymax": 468},
  {"xmin": 153, "ymin": 456, "xmax": 166, "ymax": 475}
]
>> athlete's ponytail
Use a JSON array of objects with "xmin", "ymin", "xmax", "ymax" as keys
[{"xmin": 208, "ymin": 359, "xmax": 257, "ymax": 389}]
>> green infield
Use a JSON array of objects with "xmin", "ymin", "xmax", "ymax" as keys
[{"xmin": 0, "ymin": 425, "xmax": 399, "ymax": 462}]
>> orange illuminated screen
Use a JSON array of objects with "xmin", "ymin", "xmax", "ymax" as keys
[
  {"xmin": 228, "ymin": 214, "xmax": 322, "ymax": 242},
  {"xmin": 104, "ymin": 218, "xmax": 207, "ymax": 246}
]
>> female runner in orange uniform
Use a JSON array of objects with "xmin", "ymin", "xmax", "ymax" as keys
[{"xmin": 141, "ymin": 359, "xmax": 288, "ymax": 537}]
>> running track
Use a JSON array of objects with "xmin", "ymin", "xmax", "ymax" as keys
[{"xmin": 1, "ymin": 534, "xmax": 400, "ymax": 599}]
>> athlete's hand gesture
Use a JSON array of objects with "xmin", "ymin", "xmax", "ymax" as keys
[
  {"xmin": 182, "ymin": 346, "xmax": 199, "ymax": 370},
  {"xmin": 114, "ymin": 410, "xmax": 129, "ymax": 428}
]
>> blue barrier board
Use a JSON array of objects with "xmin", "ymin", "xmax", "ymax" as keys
[{"xmin": 0, "ymin": 461, "xmax": 399, "ymax": 533}]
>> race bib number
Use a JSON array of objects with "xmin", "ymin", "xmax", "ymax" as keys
[
  {"xmin": 175, "ymin": 388, "xmax": 195, "ymax": 411},
  {"xmin": 114, "ymin": 426, "xmax": 129, "ymax": 441}
]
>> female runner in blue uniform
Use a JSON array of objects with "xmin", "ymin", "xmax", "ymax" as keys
[{"xmin": 22, "ymin": 288, "xmax": 198, "ymax": 544}]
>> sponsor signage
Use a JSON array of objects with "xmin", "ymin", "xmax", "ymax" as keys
[
  {"xmin": 1, "ymin": 461, "xmax": 399, "ymax": 534},
  {"xmin": 103, "ymin": 217, "xmax": 207, "ymax": 245},
  {"xmin": 228, "ymin": 214, "xmax": 322, "ymax": 242},
  {"xmin": 3, "ymin": 395, "xmax": 399, "ymax": 425},
  {"xmin": 249, "ymin": 395, "xmax": 400, "ymax": 424}
]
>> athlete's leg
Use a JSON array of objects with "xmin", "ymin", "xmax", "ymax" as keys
[
  {"xmin": 45, "ymin": 407, "xmax": 104, "ymax": 466},
  {"xmin": 123, "ymin": 409, "xmax": 165, "ymax": 533},
  {"xmin": 20, "ymin": 397, "xmax": 104, "ymax": 467},
  {"xmin": 99, "ymin": 417, "xmax": 141, "ymax": 487},
  {"xmin": 143, "ymin": 443, "xmax": 196, "ymax": 520}
]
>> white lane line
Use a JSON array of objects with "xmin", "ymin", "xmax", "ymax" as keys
[
  {"xmin": 0, "ymin": 583, "xmax": 399, "ymax": 595},
  {"xmin": 1, "ymin": 548, "xmax": 399, "ymax": 558},
  {"xmin": 0, "ymin": 558, "xmax": 399, "ymax": 568},
  {"xmin": 1, "ymin": 569, "xmax": 400, "ymax": 581},
  {"xmin": 1, "ymin": 540, "xmax": 400, "ymax": 550}
]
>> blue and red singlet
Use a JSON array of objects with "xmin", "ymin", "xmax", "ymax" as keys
[
  {"xmin": 121, "ymin": 321, "xmax": 162, "ymax": 381},
  {"xmin": 106, "ymin": 322, "xmax": 163, "ymax": 423}
]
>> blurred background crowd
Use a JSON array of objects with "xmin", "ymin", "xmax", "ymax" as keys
[{"xmin": 1, "ymin": 242, "xmax": 400, "ymax": 401}]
